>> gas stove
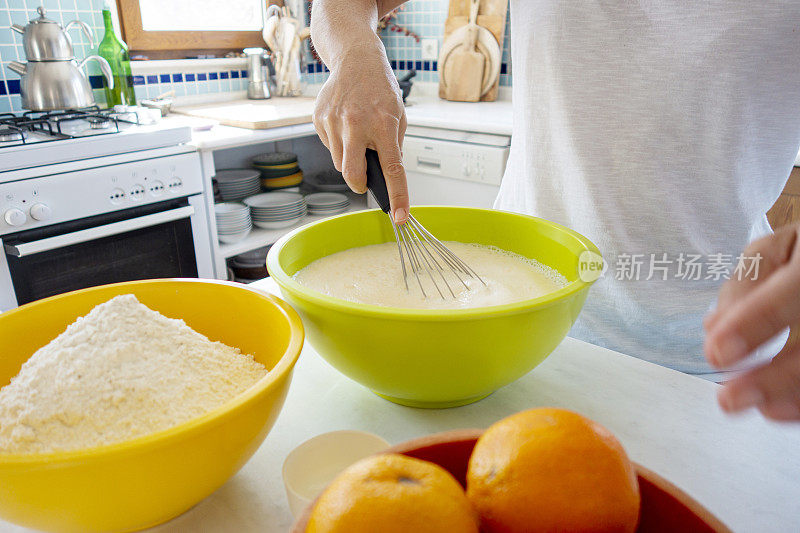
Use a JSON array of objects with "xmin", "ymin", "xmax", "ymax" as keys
[
  {"xmin": 0, "ymin": 107, "xmax": 193, "ymax": 174},
  {"xmin": 0, "ymin": 107, "xmax": 213, "ymax": 310}
]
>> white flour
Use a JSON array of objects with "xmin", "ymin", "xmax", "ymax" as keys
[{"xmin": 0, "ymin": 294, "xmax": 267, "ymax": 454}]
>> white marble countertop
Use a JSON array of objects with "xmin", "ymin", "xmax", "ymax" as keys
[
  {"xmin": 4, "ymin": 277, "xmax": 798, "ymax": 533},
  {"xmin": 163, "ymin": 86, "xmax": 513, "ymax": 151},
  {"xmin": 402, "ymin": 94, "xmax": 513, "ymax": 136}
]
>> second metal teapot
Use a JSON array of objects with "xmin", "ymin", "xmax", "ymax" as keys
[{"xmin": 7, "ymin": 57, "xmax": 114, "ymax": 111}]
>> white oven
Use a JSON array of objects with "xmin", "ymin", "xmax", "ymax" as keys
[{"xmin": 0, "ymin": 147, "xmax": 214, "ymax": 311}]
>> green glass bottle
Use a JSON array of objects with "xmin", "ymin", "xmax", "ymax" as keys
[{"xmin": 98, "ymin": 2, "xmax": 136, "ymax": 107}]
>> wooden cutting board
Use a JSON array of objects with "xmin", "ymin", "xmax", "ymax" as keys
[
  {"xmin": 443, "ymin": 0, "xmax": 485, "ymax": 102},
  {"xmin": 439, "ymin": 0, "xmax": 508, "ymax": 102},
  {"xmin": 172, "ymin": 97, "xmax": 315, "ymax": 129}
]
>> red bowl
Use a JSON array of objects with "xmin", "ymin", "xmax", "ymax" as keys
[{"xmin": 291, "ymin": 429, "xmax": 731, "ymax": 533}]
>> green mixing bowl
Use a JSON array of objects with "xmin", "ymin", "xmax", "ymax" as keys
[{"xmin": 267, "ymin": 207, "xmax": 601, "ymax": 408}]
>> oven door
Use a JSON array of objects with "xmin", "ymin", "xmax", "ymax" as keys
[{"xmin": 0, "ymin": 195, "xmax": 212, "ymax": 309}]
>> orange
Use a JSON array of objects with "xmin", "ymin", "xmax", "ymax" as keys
[
  {"xmin": 306, "ymin": 453, "xmax": 479, "ymax": 533},
  {"xmin": 467, "ymin": 408, "xmax": 640, "ymax": 533}
]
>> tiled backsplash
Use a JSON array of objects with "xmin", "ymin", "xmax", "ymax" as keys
[
  {"xmin": 129, "ymin": 62, "xmax": 250, "ymax": 102},
  {"xmin": 303, "ymin": 0, "xmax": 512, "ymax": 87},
  {"xmin": 1, "ymin": 0, "xmax": 512, "ymax": 114}
]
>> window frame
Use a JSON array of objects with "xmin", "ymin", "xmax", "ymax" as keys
[{"xmin": 116, "ymin": 0, "xmax": 266, "ymax": 55}]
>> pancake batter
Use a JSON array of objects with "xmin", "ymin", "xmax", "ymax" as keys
[{"xmin": 294, "ymin": 242, "xmax": 567, "ymax": 310}]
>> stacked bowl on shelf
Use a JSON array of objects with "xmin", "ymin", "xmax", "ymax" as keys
[
  {"xmin": 244, "ymin": 192, "xmax": 307, "ymax": 229},
  {"xmin": 304, "ymin": 169, "xmax": 350, "ymax": 193},
  {"xmin": 229, "ymin": 245, "xmax": 271, "ymax": 283},
  {"xmin": 215, "ymin": 203, "xmax": 252, "ymax": 244},
  {"xmin": 214, "ymin": 169, "xmax": 261, "ymax": 202},
  {"xmin": 305, "ymin": 192, "xmax": 350, "ymax": 216},
  {"xmin": 252, "ymin": 152, "xmax": 304, "ymax": 190}
]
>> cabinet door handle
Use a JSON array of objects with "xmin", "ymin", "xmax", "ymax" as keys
[{"xmin": 416, "ymin": 157, "xmax": 442, "ymax": 171}]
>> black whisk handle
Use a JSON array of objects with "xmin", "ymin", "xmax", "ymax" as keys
[{"xmin": 365, "ymin": 148, "xmax": 391, "ymax": 214}]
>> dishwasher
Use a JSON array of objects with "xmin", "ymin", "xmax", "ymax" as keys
[{"xmin": 369, "ymin": 125, "xmax": 511, "ymax": 209}]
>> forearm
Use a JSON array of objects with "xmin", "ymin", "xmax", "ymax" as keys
[
  {"xmin": 310, "ymin": 0, "xmax": 405, "ymax": 70},
  {"xmin": 310, "ymin": 0, "xmax": 410, "ymax": 222}
]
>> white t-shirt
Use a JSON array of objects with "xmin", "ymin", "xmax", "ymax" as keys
[{"xmin": 495, "ymin": 2, "xmax": 800, "ymax": 376}]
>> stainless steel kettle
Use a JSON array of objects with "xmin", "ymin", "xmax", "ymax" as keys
[
  {"xmin": 244, "ymin": 48, "xmax": 272, "ymax": 100},
  {"xmin": 7, "ymin": 57, "xmax": 113, "ymax": 112},
  {"xmin": 11, "ymin": 6, "xmax": 94, "ymax": 61}
]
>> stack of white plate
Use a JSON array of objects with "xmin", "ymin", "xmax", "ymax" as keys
[
  {"xmin": 305, "ymin": 192, "xmax": 350, "ymax": 216},
  {"xmin": 215, "ymin": 202, "xmax": 252, "ymax": 244},
  {"xmin": 244, "ymin": 192, "xmax": 306, "ymax": 229},
  {"xmin": 215, "ymin": 169, "xmax": 261, "ymax": 202}
]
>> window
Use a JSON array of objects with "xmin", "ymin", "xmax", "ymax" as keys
[
  {"xmin": 116, "ymin": 0, "xmax": 268, "ymax": 58},
  {"xmin": 137, "ymin": 0, "xmax": 262, "ymax": 31}
]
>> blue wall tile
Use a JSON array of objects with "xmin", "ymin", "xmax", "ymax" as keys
[
  {"xmin": 0, "ymin": 12, "xmax": 14, "ymax": 46},
  {"xmin": 303, "ymin": 0, "xmax": 512, "ymax": 87},
  {"xmin": 41, "ymin": 0, "xmax": 61, "ymax": 11}
]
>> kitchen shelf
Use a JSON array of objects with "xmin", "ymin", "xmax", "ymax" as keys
[{"xmin": 218, "ymin": 194, "xmax": 370, "ymax": 259}]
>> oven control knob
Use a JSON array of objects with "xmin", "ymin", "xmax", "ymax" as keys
[
  {"xmin": 30, "ymin": 203, "xmax": 51, "ymax": 221},
  {"xmin": 4, "ymin": 208, "xmax": 26, "ymax": 226}
]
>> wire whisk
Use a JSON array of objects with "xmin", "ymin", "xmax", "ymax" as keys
[{"xmin": 366, "ymin": 149, "xmax": 486, "ymax": 299}]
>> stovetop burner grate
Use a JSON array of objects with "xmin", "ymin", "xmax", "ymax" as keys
[
  {"xmin": 0, "ymin": 125, "xmax": 24, "ymax": 143},
  {"xmin": 0, "ymin": 107, "xmax": 141, "ymax": 148}
]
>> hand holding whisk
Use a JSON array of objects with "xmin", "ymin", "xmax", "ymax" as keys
[{"xmin": 365, "ymin": 149, "xmax": 485, "ymax": 299}]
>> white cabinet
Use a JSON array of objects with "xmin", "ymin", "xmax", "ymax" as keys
[{"xmin": 401, "ymin": 126, "xmax": 510, "ymax": 208}]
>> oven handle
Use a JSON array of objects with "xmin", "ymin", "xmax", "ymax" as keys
[{"xmin": 4, "ymin": 206, "xmax": 195, "ymax": 258}]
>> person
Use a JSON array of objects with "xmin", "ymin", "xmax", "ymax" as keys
[
  {"xmin": 310, "ymin": 1, "xmax": 800, "ymax": 420},
  {"xmin": 704, "ymin": 223, "xmax": 800, "ymax": 420}
]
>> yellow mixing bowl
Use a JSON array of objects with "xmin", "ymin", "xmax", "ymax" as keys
[
  {"xmin": 267, "ymin": 206, "xmax": 601, "ymax": 409},
  {"xmin": 0, "ymin": 279, "xmax": 304, "ymax": 533}
]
